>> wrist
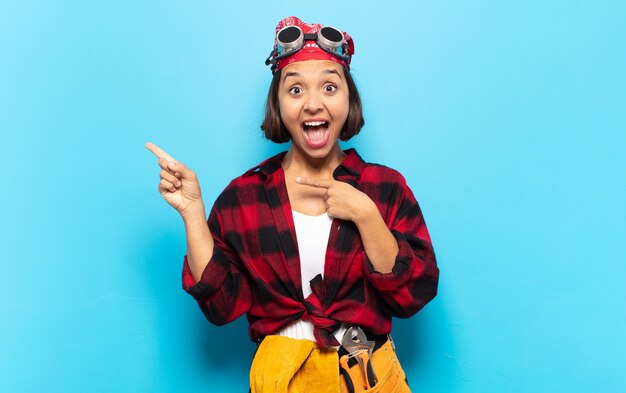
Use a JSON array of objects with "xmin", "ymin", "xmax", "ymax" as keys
[
  {"xmin": 181, "ymin": 204, "xmax": 207, "ymax": 224},
  {"xmin": 353, "ymin": 199, "xmax": 379, "ymax": 226}
]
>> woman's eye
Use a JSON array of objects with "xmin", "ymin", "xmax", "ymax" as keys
[
  {"xmin": 289, "ymin": 86, "xmax": 302, "ymax": 95},
  {"xmin": 324, "ymin": 84, "xmax": 337, "ymax": 92}
]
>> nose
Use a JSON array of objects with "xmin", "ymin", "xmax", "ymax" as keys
[{"xmin": 304, "ymin": 91, "xmax": 323, "ymax": 113}]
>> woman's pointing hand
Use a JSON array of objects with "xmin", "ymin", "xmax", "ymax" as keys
[
  {"xmin": 295, "ymin": 176, "xmax": 376, "ymax": 223},
  {"xmin": 146, "ymin": 142, "xmax": 205, "ymax": 219}
]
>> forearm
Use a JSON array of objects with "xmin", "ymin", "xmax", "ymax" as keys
[
  {"xmin": 354, "ymin": 202, "xmax": 399, "ymax": 274},
  {"xmin": 183, "ymin": 208, "xmax": 215, "ymax": 282}
]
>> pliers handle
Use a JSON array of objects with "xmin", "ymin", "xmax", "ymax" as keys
[{"xmin": 340, "ymin": 355, "xmax": 355, "ymax": 393}]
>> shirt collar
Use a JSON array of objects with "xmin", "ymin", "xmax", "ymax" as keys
[
  {"xmin": 334, "ymin": 148, "xmax": 366, "ymax": 179},
  {"xmin": 254, "ymin": 148, "xmax": 365, "ymax": 179}
]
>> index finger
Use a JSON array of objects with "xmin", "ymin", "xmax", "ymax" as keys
[
  {"xmin": 295, "ymin": 176, "xmax": 333, "ymax": 189},
  {"xmin": 145, "ymin": 142, "xmax": 177, "ymax": 162}
]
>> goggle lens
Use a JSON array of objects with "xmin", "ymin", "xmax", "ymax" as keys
[
  {"xmin": 319, "ymin": 26, "xmax": 343, "ymax": 47},
  {"xmin": 277, "ymin": 26, "xmax": 303, "ymax": 55}
]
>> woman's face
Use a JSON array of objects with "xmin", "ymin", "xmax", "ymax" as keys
[{"xmin": 278, "ymin": 60, "xmax": 349, "ymax": 161}]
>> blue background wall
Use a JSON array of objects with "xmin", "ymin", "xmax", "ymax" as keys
[{"xmin": 1, "ymin": 1, "xmax": 624, "ymax": 392}]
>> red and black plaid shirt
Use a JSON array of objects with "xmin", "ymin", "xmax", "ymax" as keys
[{"xmin": 182, "ymin": 149, "xmax": 439, "ymax": 348}]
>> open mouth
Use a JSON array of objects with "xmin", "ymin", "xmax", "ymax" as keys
[{"xmin": 302, "ymin": 120, "xmax": 330, "ymax": 148}]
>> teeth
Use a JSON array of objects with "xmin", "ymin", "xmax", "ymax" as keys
[{"xmin": 304, "ymin": 121, "xmax": 327, "ymax": 127}]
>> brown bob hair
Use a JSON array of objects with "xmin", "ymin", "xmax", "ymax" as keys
[{"xmin": 260, "ymin": 66, "xmax": 365, "ymax": 143}]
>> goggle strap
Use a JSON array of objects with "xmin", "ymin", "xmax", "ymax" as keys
[
  {"xmin": 265, "ymin": 49, "xmax": 278, "ymax": 66},
  {"xmin": 317, "ymin": 45, "xmax": 351, "ymax": 63}
]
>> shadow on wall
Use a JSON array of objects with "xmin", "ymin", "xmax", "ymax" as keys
[
  {"xmin": 392, "ymin": 298, "xmax": 460, "ymax": 391},
  {"xmin": 138, "ymin": 226, "xmax": 253, "ymax": 390},
  {"xmin": 392, "ymin": 303, "xmax": 441, "ymax": 366}
]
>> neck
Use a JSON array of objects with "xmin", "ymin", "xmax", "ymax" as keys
[{"xmin": 282, "ymin": 145, "xmax": 346, "ymax": 178}]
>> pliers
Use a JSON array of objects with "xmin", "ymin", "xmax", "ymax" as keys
[{"xmin": 340, "ymin": 326, "xmax": 378, "ymax": 390}]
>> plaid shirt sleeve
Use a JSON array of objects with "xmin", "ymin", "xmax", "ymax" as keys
[
  {"xmin": 181, "ymin": 185, "xmax": 253, "ymax": 326},
  {"xmin": 362, "ymin": 169, "xmax": 439, "ymax": 318}
]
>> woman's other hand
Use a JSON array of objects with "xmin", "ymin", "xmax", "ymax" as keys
[
  {"xmin": 295, "ymin": 176, "xmax": 376, "ymax": 223},
  {"xmin": 146, "ymin": 142, "xmax": 205, "ymax": 219},
  {"xmin": 296, "ymin": 176, "xmax": 398, "ymax": 273}
]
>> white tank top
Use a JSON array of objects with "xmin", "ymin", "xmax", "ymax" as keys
[{"xmin": 274, "ymin": 210, "xmax": 347, "ymax": 343}]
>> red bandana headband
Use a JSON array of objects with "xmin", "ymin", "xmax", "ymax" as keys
[{"xmin": 269, "ymin": 16, "xmax": 355, "ymax": 72}]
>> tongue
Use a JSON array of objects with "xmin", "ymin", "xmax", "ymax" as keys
[{"xmin": 305, "ymin": 126, "xmax": 326, "ymax": 142}]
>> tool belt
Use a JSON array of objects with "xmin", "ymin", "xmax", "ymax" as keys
[
  {"xmin": 249, "ymin": 328, "xmax": 411, "ymax": 393},
  {"xmin": 250, "ymin": 335, "xmax": 340, "ymax": 393},
  {"xmin": 338, "ymin": 327, "xmax": 411, "ymax": 393}
]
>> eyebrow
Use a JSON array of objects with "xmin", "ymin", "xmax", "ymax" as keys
[
  {"xmin": 283, "ymin": 71, "xmax": 301, "ymax": 82},
  {"xmin": 322, "ymin": 69, "xmax": 342, "ymax": 80}
]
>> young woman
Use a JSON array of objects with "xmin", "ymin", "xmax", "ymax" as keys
[{"xmin": 147, "ymin": 16, "xmax": 439, "ymax": 393}]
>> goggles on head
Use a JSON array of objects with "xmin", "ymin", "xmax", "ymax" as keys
[{"xmin": 265, "ymin": 25, "xmax": 351, "ymax": 73}]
